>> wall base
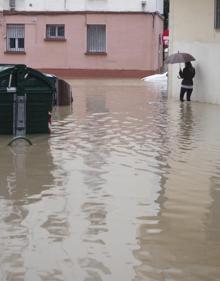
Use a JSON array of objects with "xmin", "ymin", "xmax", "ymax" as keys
[{"xmin": 38, "ymin": 68, "xmax": 158, "ymax": 79}]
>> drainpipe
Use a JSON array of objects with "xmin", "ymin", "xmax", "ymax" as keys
[
  {"xmin": 168, "ymin": 0, "xmax": 174, "ymax": 98},
  {"xmin": 151, "ymin": 13, "xmax": 155, "ymax": 28},
  {"xmin": 149, "ymin": 13, "xmax": 156, "ymax": 72}
]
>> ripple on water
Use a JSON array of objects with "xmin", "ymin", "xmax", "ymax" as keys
[{"xmin": 0, "ymin": 79, "xmax": 220, "ymax": 280}]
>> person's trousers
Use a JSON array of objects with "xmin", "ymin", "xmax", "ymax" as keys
[{"xmin": 180, "ymin": 87, "xmax": 193, "ymax": 101}]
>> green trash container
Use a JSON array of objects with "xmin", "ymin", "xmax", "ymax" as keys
[{"xmin": 0, "ymin": 64, "xmax": 55, "ymax": 135}]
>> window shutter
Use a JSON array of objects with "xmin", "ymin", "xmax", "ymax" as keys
[
  {"xmin": 215, "ymin": 0, "xmax": 220, "ymax": 28},
  {"xmin": 7, "ymin": 25, "xmax": 24, "ymax": 38},
  {"xmin": 87, "ymin": 25, "xmax": 106, "ymax": 52}
]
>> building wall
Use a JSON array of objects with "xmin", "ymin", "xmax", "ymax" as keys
[
  {"xmin": 169, "ymin": 0, "xmax": 220, "ymax": 104},
  {"xmin": 0, "ymin": 12, "xmax": 163, "ymax": 77},
  {"xmin": 2, "ymin": 0, "xmax": 164, "ymax": 14}
]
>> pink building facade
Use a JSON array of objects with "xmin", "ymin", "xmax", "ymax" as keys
[{"xmin": 0, "ymin": 11, "xmax": 164, "ymax": 78}]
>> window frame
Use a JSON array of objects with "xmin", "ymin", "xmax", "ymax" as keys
[
  {"xmin": 86, "ymin": 24, "xmax": 107, "ymax": 55},
  {"xmin": 6, "ymin": 24, "xmax": 25, "ymax": 53},
  {"xmin": 45, "ymin": 24, "xmax": 65, "ymax": 40}
]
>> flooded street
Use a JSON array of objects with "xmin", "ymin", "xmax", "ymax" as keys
[{"xmin": 0, "ymin": 78, "xmax": 220, "ymax": 281}]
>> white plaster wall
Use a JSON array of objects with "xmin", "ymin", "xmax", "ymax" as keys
[
  {"xmin": 3, "ymin": 0, "xmax": 163, "ymax": 13},
  {"xmin": 0, "ymin": 0, "xmax": 3, "ymax": 11},
  {"xmin": 168, "ymin": 0, "xmax": 220, "ymax": 104}
]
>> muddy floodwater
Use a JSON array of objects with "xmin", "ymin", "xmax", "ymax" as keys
[{"xmin": 0, "ymin": 78, "xmax": 220, "ymax": 281}]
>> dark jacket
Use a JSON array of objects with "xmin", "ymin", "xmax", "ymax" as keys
[{"xmin": 179, "ymin": 65, "xmax": 195, "ymax": 86}]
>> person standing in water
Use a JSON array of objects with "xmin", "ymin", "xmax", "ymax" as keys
[{"xmin": 179, "ymin": 61, "xmax": 195, "ymax": 102}]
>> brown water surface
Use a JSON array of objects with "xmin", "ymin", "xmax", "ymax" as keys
[{"xmin": 0, "ymin": 78, "xmax": 220, "ymax": 281}]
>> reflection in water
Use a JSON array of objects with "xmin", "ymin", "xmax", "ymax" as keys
[
  {"xmin": 0, "ymin": 138, "xmax": 70, "ymax": 280},
  {"xmin": 207, "ymin": 175, "xmax": 220, "ymax": 242},
  {"xmin": 86, "ymin": 92, "xmax": 109, "ymax": 114},
  {"xmin": 179, "ymin": 102, "xmax": 194, "ymax": 144},
  {"xmin": 0, "ymin": 79, "xmax": 220, "ymax": 281},
  {"xmin": 133, "ymin": 101, "xmax": 220, "ymax": 281},
  {"xmin": 80, "ymin": 95, "xmax": 111, "ymax": 280},
  {"xmin": 0, "ymin": 141, "xmax": 54, "ymax": 200}
]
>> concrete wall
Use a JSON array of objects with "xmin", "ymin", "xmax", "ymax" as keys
[
  {"xmin": 2, "ymin": 0, "xmax": 164, "ymax": 14},
  {"xmin": 168, "ymin": 0, "xmax": 220, "ymax": 104},
  {"xmin": 0, "ymin": 13, "xmax": 163, "ymax": 77}
]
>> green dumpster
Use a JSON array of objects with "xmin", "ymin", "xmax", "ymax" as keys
[{"xmin": 0, "ymin": 64, "xmax": 55, "ymax": 135}]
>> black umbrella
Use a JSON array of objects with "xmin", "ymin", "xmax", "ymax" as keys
[{"xmin": 165, "ymin": 52, "xmax": 196, "ymax": 64}]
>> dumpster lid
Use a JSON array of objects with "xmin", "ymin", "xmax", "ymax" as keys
[
  {"xmin": 0, "ymin": 64, "xmax": 14, "ymax": 72},
  {"xmin": 0, "ymin": 64, "xmax": 56, "ymax": 92}
]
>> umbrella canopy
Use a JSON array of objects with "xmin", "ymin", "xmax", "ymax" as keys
[{"xmin": 165, "ymin": 52, "xmax": 195, "ymax": 64}]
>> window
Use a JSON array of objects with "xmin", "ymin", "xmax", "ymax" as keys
[
  {"xmin": 46, "ymin": 25, "xmax": 65, "ymax": 39},
  {"xmin": 9, "ymin": 0, "xmax": 16, "ymax": 9},
  {"xmin": 7, "ymin": 24, "xmax": 25, "ymax": 52},
  {"xmin": 87, "ymin": 25, "xmax": 106, "ymax": 53},
  {"xmin": 215, "ymin": 0, "xmax": 220, "ymax": 28}
]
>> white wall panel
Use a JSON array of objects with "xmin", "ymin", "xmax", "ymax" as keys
[{"xmin": 3, "ymin": 0, "xmax": 163, "ymax": 14}]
